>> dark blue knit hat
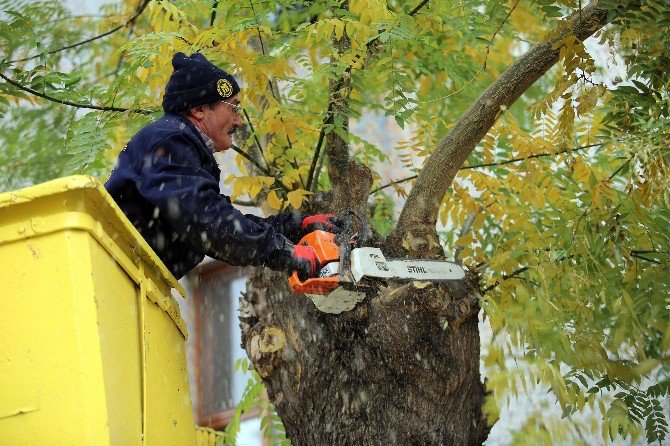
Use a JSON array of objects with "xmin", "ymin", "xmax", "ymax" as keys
[{"xmin": 162, "ymin": 52, "xmax": 241, "ymax": 113}]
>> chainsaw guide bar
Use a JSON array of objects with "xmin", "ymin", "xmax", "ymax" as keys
[
  {"xmin": 289, "ymin": 211, "xmax": 466, "ymax": 314},
  {"xmin": 351, "ymin": 247, "xmax": 465, "ymax": 282}
]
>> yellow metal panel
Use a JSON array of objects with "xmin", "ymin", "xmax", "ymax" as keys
[
  {"xmin": 0, "ymin": 175, "xmax": 185, "ymax": 300},
  {"xmin": 0, "ymin": 176, "xmax": 197, "ymax": 445},
  {"xmin": 0, "ymin": 231, "xmax": 110, "ymax": 445},
  {"xmin": 144, "ymin": 297, "xmax": 197, "ymax": 445},
  {"xmin": 88, "ymin": 238, "xmax": 143, "ymax": 445}
]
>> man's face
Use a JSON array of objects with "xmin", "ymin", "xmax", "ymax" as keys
[{"xmin": 190, "ymin": 95, "xmax": 243, "ymax": 152}]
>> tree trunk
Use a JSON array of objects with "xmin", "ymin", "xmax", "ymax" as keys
[{"xmin": 241, "ymin": 268, "xmax": 487, "ymax": 445}]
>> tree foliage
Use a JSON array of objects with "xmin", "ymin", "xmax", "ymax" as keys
[{"xmin": 1, "ymin": 0, "xmax": 668, "ymax": 443}]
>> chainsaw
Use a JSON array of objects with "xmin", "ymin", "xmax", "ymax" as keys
[{"xmin": 289, "ymin": 212, "xmax": 465, "ymax": 314}]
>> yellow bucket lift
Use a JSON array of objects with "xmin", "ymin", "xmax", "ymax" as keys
[{"xmin": 0, "ymin": 176, "xmax": 220, "ymax": 445}]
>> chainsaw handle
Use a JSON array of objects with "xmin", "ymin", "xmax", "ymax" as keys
[
  {"xmin": 289, "ymin": 271, "xmax": 339, "ymax": 295},
  {"xmin": 288, "ymin": 230, "xmax": 342, "ymax": 295}
]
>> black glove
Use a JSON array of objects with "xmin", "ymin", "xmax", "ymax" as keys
[{"xmin": 291, "ymin": 244, "xmax": 318, "ymax": 280}]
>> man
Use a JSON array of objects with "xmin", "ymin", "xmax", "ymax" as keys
[{"xmin": 106, "ymin": 52, "xmax": 336, "ymax": 280}]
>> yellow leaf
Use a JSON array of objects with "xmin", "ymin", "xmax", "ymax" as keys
[
  {"xmin": 488, "ymin": 251, "xmax": 510, "ymax": 272},
  {"xmin": 247, "ymin": 176, "xmax": 275, "ymax": 199},
  {"xmin": 286, "ymin": 189, "xmax": 312, "ymax": 209},
  {"xmin": 266, "ymin": 190, "xmax": 282, "ymax": 210},
  {"xmin": 136, "ymin": 66, "xmax": 149, "ymax": 83},
  {"xmin": 391, "ymin": 182, "xmax": 407, "ymax": 198},
  {"xmin": 232, "ymin": 177, "xmax": 248, "ymax": 199},
  {"xmin": 333, "ymin": 19, "xmax": 345, "ymax": 40},
  {"xmin": 572, "ymin": 157, "xmax": 590, "ymax": 183},
  {"xmin": 224, "ymin": 174, "xmax": 236, "ymax": 185}
]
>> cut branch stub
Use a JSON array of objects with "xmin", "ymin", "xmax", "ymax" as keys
[{"xmin": 247, "ymin": 325, "xmax": 286, "ymax": 378}]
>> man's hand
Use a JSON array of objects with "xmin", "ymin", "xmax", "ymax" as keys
[
  {"xmin": 292, "ymin": 244, "xmax": 318, "ymax": 280},
  {"xmin": 301, "ymin": 214, "xmax": 341, "ymax": 234}
]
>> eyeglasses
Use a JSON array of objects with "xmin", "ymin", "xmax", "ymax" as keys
[{"xmin": 220, "ymin": 100, "xmax": 243, "ymax": 115}]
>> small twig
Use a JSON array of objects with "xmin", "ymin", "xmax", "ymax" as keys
[
  {"xmin": 306, "ymin": 127, "xmax": 326, "ymax": 191},
  {"xmin": 372, "ymin": 142, "xmax": 602, "ymax": 194},
  {"xmin": 8, "ymin": 0, "xmax": 151, "ymax": 64},
  {"xmin": 482, "ymin": 266, "xmax": 530, "ymax": 294},
  {"xmin": 247, "ymin": 0, "xmax": 267, "ymax": 56},
  {"xmin": 247, "ymin": 0, "xmax": 304, "ymax": 188},
  {"xmin": 370, "ymin": 175, "xmax": 417, "ymax": 194},
  {"xmin": 462, "ymin": 142, "xmax": 601, "ymax": 170},
  {"xmin": 480, "ymin": 240, "xmax": 662, "ymax": 295},
  {"xmin": 630, "ymin": 253, "xmax": 661, "ymax": 264},
  {"xmin": 573, "ymin": 155, "xmax": 633, "ymax": 235},
  {"xmin": 211, "ymin": 0, "xmax": 219, "ymax": 26},
  {"xmin": 408, "ymin": 0, "xmax": 430, "ymax": 16},
  {"xmin": 483, "ymin": 0, "xmax": 520, "ymax": 70},
  {"xmin": 311, "ymin": 141, "xmax": 328, "ymax": 191},
  {"xmin": 46, "ymin": 14, "xmax": 111, "ymax": 25},
  {"xmin": 228, "ymin": 145, "xmax": 289, "ymax": 192},
  {"xmin": 424, "ymin": 67, "xmax": 487, "ymax": 104},
  {"xmin": 242, "ymin": 108, "xmax": 269, "ymax": 168},
  {"xmin": 608, "ymin": 157, "xmax": 631, "ymax": 180},
  {"xmin": 233, "ymin": 198, "xmax": 257, "ymax": 207},
  {"xmin": 454, "ymin": 211, "xmax": 478, "ymax": 264},
  {"xmin": 230, "ymin": 144, "xmax": 271, "ymax": 176},
  {"xmin": 631, "ymin": 249, "xmax": 669, "ymax": 255},
  {"xmin": 0, "ymin": 71, "xmax": 153, "ymax": 114}
]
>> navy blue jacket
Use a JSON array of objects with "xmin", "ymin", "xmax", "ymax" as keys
[{"xmin": 105, "ymin": 113, "xmax": 300, "ymax": 279}]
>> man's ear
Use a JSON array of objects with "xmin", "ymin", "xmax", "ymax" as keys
[{"xmin": 188, "ymin": 105, "xmax": 206, "ymax": 120}]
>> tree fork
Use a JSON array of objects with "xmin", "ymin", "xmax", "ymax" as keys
[{"xmin": 388, "ymin": 1, "xmax": 630, "ymax": 257}]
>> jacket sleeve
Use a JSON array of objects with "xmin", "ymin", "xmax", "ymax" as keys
[{"xmin": 136, "ymin": 133, "xmax": 295, "ymax": 271}]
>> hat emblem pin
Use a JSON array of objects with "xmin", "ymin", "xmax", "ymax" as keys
[{"xmin": 217, "ymin": 79, "xmax": 234, "ymax": 98}]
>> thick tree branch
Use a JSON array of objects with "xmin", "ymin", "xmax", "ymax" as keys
[
  {"xmin": 389, "ymin": 2, "xmax": 629, "ymax": 256},
  {"xmin": 0, "ymin": 71, "xmax": 152, "ymax": 114},
  {"xmin": 9, "ymin": 0, "xmax": 150, "ymax": 64},
  {"xmin": 316, "ymin": 0, "xmax": 373, "ymax": 213}
]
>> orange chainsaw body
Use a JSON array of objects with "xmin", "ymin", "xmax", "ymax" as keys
[{"xmin": 289, "ymin": 230, "xmax": 341, "ymax": 295}]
